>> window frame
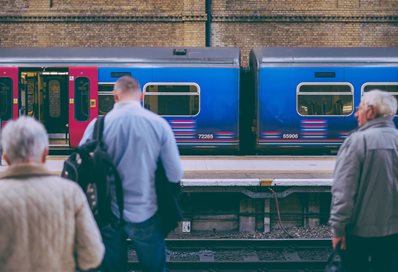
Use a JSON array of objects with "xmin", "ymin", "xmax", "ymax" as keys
[
  {"xmin": 74, "ymin": 76, "xmax": 90, "ymax": 122},
  {"xmin": 296, "ymin": 82, "xmax": 354, "ymax": 117},
  {"xmin": 143, "ymin": 82, "xmax": 201, "ymax": 117},
  {"xmin": 98, "ymin": 83, "xmax": 115, "ymax": 116},
  {"xmin": 0, "ymin": 77, "xmax": 13, "ymax": 121},
  {"xmin": 48, "ymin": 79, "xmax": 62, "ymax": 118}
]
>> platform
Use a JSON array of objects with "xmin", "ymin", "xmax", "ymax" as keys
[{"xmin": 0, "ymin": 156, "xmax": 335, "ymax": 188}]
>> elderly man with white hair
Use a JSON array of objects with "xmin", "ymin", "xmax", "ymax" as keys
[
  {"xmin": 330, "ymin": 90, "xmax": 398, "ymax": 272},
  {"xmin": 0, "ymin": 117, "xmax": 104, "ymax": 271}
]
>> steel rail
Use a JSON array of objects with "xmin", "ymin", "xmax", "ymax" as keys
[{"xmin": 128, "ymin": 239, "xmax": 332, "ymax": 271}]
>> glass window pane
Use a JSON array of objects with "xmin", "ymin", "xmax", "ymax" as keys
[
  {"xmin": 26, "ymin": 77, "xmax": 35, "ymax": 117},
  {"xmin": 99, "ymin": 94, "xmax": 114, "ymax": 115},
  {"xmin": 0, "ymin": 77, "xmax": 12, "ymax": 120},
  {"xmin": 298, "ymin": 95, "xmax": 353, "ymax": 116},
  {"xmin": 144, "ymin": 95, "xmax": 199, "ymax": 116},
  {"xmin": 364, "ymin": 85, "xmax": 398, "ymax": 94},
  {"xmin": 74, "ymin": 77, "xmax": 89, "ymax": 121},
  {"xmin": 144, "ymin": 84, "xmax": 199, "ymax": 116},
  {"xmin": 146, "ymin": 84, "xmax": 198, "ymax": 93},
  {"xmin": 48, "ymin": 79, "xmax": 61, "ymax": 118},
  {"xmin": 99, "ymin": 84, "xmax": 114, "ymax": 93},
  {"xmin": 299, "ymin": 85, "xmax": 351, "ymax": 93},
  {"xmin": 298, "ymin": 84, "xmax": 353, "ymax": 116},
  {"xmin": 98, "ymin": 84, "xmax": 115, "ymax": 115}
]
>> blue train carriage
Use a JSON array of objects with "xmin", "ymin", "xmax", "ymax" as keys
[
  {"xmin": 0, "ymin": 47, "xmax": 240, "ymax": 152},
  {"xmin": 250, "ymin": 47, "xmax": 398, "ymax": 153},
  {"xmin": 97, "ymin": 47, "xmax": 241, "ymax": 153}
]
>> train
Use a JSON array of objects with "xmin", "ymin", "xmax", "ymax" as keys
[{"xmin": 0, "ymin": 47, "xmax": 397, "ymax": 154}]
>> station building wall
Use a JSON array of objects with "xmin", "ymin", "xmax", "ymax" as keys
[{"xmin": 1, "ymin": 0, "xmax": 398, "ymax": 65}]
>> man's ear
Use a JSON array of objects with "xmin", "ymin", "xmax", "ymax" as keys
[
  {"xmin": 367, "ymin": 106, "xmax": 378, "ymax": 120},
  {"xmin": 41, "ymin": 148, "xmax": 48, "ymax": 163},
  {"xmin": 114, "ymin": 93, "xmax": 120, "ymax": 103}
]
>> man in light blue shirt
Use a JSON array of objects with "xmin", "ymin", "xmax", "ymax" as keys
[{"xmin": 80, "ymin": 75, "xmax": 183, "ymax": 272}]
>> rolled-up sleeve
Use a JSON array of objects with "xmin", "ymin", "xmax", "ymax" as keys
[
  {"xmin": 329, "ymin": 135, "xmax": 363, "ymax": 237},
  {"xmin": 74, "ymin": 186, "xmax": 104, "ymax": 270}
]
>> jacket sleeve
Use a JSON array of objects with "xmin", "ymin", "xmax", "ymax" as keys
[
  {"xmin": 159, "ymin": 120, "xmax": 183, "ymax": 183},
  {"xmin": 329, "ymin": 134, "xmax": 364, "ymax": 237},
  {"xmin": 73, "ymin": 185, "xmax": 105, "ymax": 270}
]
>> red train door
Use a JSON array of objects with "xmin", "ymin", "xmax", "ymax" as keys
[
  {"xmin": 0, "ymin": 67, "xmax": 18, "ymax": 128},
  {"xmin": 68, "ymin": 67, "xmax": 98, "ymax": 146}
]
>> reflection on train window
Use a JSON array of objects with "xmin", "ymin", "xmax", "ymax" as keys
[
  {"xmin": 74, "ymin": 77, "xmax": 90, "ymax": 121},
  {"xmin": 0, "ymin": 77, "xmax": 12, "ymax": 120},
  {"xmin": 26, "ymin": 77, "xmax": 35, "ymax": 117},
  {"xmin": 48, "ymin": 80, "xmax": 61, "ymax": 118},
  {"xmin": 297, "ymin": 84, "xmax": 353, "ymax": 116},
  {"xmin": 98, "ymin": 84, "xmax": 115, "ymax": 115},
  {"xmin": 143, "ymin": 83, "xmax": 199, "ymax": 116},
  {"xmin": 363, "ymin": 83, "xmax": 398, "ymax": 115},
  {"xmin": 99, "ymin": 95, "xmax": 114, "ymax": 115}
]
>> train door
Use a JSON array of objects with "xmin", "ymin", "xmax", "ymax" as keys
[
  {"xmin": 68, "ymin": 67, "xmax": 98, "ymax": 147},
  {"xmin": 19, "ymin": 69, "xmax": 69, "ymax": 146},
  {"xmin": 0, "ymin": 67, "xmax": 18, "ymax": 127}
]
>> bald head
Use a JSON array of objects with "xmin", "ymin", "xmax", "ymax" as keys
[{"xmin": 113, "ymin": 75, "xmax": 141, "ymax": 101}]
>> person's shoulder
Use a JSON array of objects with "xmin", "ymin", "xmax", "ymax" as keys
[
  {"xmin": 44, "ymin": 175, "xmax": 82, "ymax": 189},
  {"xmin": 142, "ymin": 108, "xmax": 170, "ymax": 127}
]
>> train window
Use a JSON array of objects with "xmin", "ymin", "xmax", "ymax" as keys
[
  {"xmin": 0, "ymin": 77, "xmax": 12, "ymax": 120},
  {"xmin": 26, "ymin": 77, "xmax": 36, "ymax": 117},
  {"xmin": 363, "ymin": 83, "xmax": 398, "ymax": 115},
  {"xmin": 98, "ymin": 84, "xmax": 115, "ymax": 115},
  {"xmin": 297, "ymin": 83, "xmax": 353, "ymax": 116},
  {"xmin": 143, "ymin": 83, "xmax": 200, "ymax": 116},
  {"xmin": 48, "ymin": 79, "xmax": 61, "ymax": 118},
  {"xmin": 74, "ymin": 77, "xmax": 90, "ymax": 121}
]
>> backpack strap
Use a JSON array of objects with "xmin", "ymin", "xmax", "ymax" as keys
[
  {"xmin": 93, "ymin": 115, "xmax": 125, "ymax": 225},
  {"xmin": 93, "ymin": 115, "xmax": 105, "ymax": 142}
]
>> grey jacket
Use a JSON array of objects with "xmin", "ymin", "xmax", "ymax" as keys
[{"xmin": 330, "ymin": 117, "xmax": 398, "ymax": 237}]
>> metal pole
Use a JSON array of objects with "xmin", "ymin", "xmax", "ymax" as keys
[{"xmin": 205, "ymin": 0, "xmax": 212, "ymax": 47}]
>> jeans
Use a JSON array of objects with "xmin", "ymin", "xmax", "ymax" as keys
[
  {"xmin": 100, "ymin": 223, "xmax": 128, "ymax": 272},
  {"xmin": 124, "ymin": 213, "xmax": 167, "ymax": 272},
  {"xmin": 341, "ymin": 233, "xmax": 398, "ymax": 272}
]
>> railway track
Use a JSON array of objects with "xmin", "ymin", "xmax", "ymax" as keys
[{"xmin": 128, "ymin": 239, "xmax": 333, "ymax": 271}]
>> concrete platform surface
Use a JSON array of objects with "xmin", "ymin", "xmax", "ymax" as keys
[{"xmin": 0, "ymin": 156, "xmax": 335, "ymax": 186}]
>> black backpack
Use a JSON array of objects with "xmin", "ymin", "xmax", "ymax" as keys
[{"xmin": 61, "ymin": 116, "xmax": 124, "ymax": 227}]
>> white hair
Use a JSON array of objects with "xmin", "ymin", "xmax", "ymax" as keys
[
  {"xmin": 362, "ymin": 90, "xmax": 398, "ymax": 118},
  {"xmin": 1, "ymin": 116, "xmax": 48, "ymax": 163}
]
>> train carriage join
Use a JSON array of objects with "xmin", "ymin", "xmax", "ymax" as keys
[{"xmin": 0, "ymin": 47, "xmax": 398, "ymax": 154}]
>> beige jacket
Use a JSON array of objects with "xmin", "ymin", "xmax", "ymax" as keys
[{"xmin": 0, "ymin": 164, "xmax": 104, "ymax": 272}]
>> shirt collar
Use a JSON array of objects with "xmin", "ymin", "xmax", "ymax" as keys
[
  {"xmin": 0, "ymin": 163, "xmax": 53, "ymax": 179},
  {"xmin": 114, "ymin": 100, "xmax": 142, "ymax": 109}
]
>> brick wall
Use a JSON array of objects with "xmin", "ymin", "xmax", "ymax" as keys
[{"xmin": 1, "ymin": 0, "xmax": 398, "ymax": 65}]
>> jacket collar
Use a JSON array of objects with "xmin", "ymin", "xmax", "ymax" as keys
[
  {"xmin": 0, "ymin": 163, "xmax": 53, "ymax": 179},
  {"xmin": 357, "ymin": 116, "xmax": 395, "ymax": 132}
]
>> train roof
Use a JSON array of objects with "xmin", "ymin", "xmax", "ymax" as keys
[
  {"xmin": 0, "ymin": 47, "xmax": 240, "ymax": 66},
  {"xmin": 251, "ymin": 47, "xmax": 398, "ymax": 66}
]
